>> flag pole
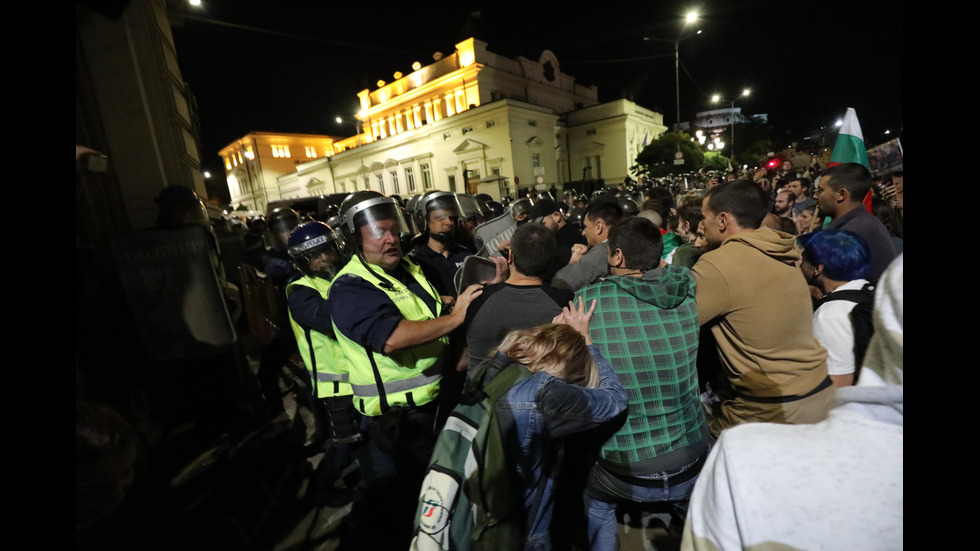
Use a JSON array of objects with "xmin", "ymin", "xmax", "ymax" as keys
[{"xmin": 808, "ymin": 205, "xmax": 822, "ymax": 233}]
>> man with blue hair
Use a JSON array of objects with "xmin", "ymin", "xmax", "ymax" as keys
[{"xmin": 798, "ymin": 229, "xmax": 872, "ymax": 386}]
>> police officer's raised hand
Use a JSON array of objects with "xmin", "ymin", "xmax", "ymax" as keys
[{"xmin": 451, "ymin": 283, "xmax": 484, "ymax": 320}]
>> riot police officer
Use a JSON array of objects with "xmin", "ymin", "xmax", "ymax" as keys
[
  {"xmin": 327, "ymin": 190, "xmax": 483, "ymax": 548},
  {"xmin": 285, "ymin": 221, "xmax": 360, "ymax": 505}
]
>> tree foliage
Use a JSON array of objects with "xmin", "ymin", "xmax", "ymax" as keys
[
  {"xmin": 632, "ymin": 131, "xmax": 705, "ymax": 178},
  {"xmin": 716, "ymin": 121, "xmax": 775, "ymax": 168},
  {"xmin": 702, "ymin": 151, "xmax": 730, "ymax": 172}
]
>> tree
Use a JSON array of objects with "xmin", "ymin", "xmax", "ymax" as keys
[
  {"xmin": 632, "ymin": 131, "xmax": 704, "ymax": 178},
  {"xmin": 717, "ymin": 121, "xmax": 775, "ymax": 169},
  {"xmin": 702, "ymin": 151, "xmax": 730, "ymax": 172}
]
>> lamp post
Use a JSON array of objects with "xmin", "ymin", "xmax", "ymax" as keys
[
  {"xmin": 711, "ymin": 89, "xmax": 750, "ymax": 166},
  {"xmin": 335, "ymin": 116, "xmax": 362, "ymax": 146},
  {"xmin": 645, "ymin": 11, "xmax": 700, "ymax": 130}
]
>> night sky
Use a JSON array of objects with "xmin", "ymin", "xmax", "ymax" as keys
[{"xmin": 171, "ymin": 0, "xmax": 903, "ymax": 181}]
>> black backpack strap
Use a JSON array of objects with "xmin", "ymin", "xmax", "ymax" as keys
[{"xmin": 815, "ymin": 283, "xmax": 874, "ymax": 308}]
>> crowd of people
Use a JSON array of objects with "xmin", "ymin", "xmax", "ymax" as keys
[{"xmin": 78, "ymin": 157, "xmax": 903, "ymax": 550}]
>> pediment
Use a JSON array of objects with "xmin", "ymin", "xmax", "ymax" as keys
[
  {"xmin": 526, "ymin": 136, "xmax": 544, "ymax": 147},
  {"xmin": 576, "ymin": 141, "xmax": 605, "ymax": 153},
  {"xmin": 453, "ymin": 139, "xmax": 488, "ymax": 154}
]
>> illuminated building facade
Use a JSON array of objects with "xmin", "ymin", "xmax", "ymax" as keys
[{"xmin": 223, "ymin": 38, "xmax": 669, "ymax": 212}]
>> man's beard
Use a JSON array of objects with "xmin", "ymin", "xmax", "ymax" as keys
[{"xmin": 430, "ymin": 231, "xmax": 456, "ymax": 245}]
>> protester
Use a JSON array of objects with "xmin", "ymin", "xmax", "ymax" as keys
[
  {"xmin": 577, "ymin": 218, "xmax": 709, "ymax": 550},
  {"xmin": 485, "ymin": 297, "xmax": 627, "ymax": 550},
  {"xmin": 813, "ymin": 163, "xmax": 897, "ymax": 282},
  {"xmin": 551, "ymin": 200, "xmax": 623, "ymax": 292},
  {"xmin": 693, "ymin": 179, "xmax": 833, "ymax": 437},
  {"xmin": 682, "ymin": 254, "xmax": 903, "ymax": 551},
  {"xmin": 464, "ymin": 222, "xmax": 573, "ymax": 376}
]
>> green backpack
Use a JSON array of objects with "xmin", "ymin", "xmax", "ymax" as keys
[{"xmin": 410, "ymin": 359, "xmax": 532, "ymax": 551}]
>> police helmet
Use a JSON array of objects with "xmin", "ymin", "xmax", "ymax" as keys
[
  {"xmin": 413, "ymin": 190, "xmax": 462, "ymax": 233},
  {"xmin": 267, "ymin": 207, "xmax": 301, "ymax": 250},
  {"xmin": 287, "ymin": 221, "xmax": 347, "ymax": 280},
  {"xmin": 566, "ymin": 206, "xmax": 586, "ymax": 228},
  {"xmin": 456, "ymin": 193, "xmax": 490, "ymax": 226},
  {"xmin": 338, "ymin": 190, "xmax": 411, "ymax": 247},
  {"xmin": 509, "ymin": 197, "xmax": 534, "ymax": 223},
  {"xmin": 618, "ymin": 196, "xmax": 639, "ymax": 217},
  {"xmin": 486, "ymin": 200, "xmax": 505, "ymax": 219}
]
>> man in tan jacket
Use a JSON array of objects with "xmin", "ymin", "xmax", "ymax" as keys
[{"xmin": 693, "ymin": 179, "xmax": 833, "ymax": 438}]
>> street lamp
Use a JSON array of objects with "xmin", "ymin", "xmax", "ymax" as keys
[
  {"xmin": 644, "ymin": 10, "xmax": 700, "ymax": 130},
  {"xmin": 711, "ymin": 89, "xmax": 750, "ymax": 166},
  {"xmin": 335, "ymin": 116, "xmax": 362, "ymax": 146}
]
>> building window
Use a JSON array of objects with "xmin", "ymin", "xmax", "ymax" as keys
[
  {"xmin": 586, "ymin": 129, "xmax": 596, "ymax": 136},
  {"xmin": 448, "ymin": 174, "xmax": 457, "ymax": 193},
  {"xmin": 531, "ymin": 153, "xmax": 541, "ymax": 168},
  {"xmin": 405, "ymin": 167, "xmax": 416, "ymax": 192},
  {"xmin": 594, "ymin": 155, "xmax": 602, "ymax": 178},
  {"xmin": 224, "ymin": 157, "xmax": 231, "ymax": 170},
  {"xmin": 421, "ymin": 163, "xmax": 433, "ymax": 190},
  {"xmin": 462, "ymin": 127, "xmax": 473, "ymax": 135},
  {"xmin": 271, "ymin": 145, "xmax": 291, "ymax": 158},
  {"xmin": 486, "ymin": 120, "xmax": 495, "ymax": 128},
  {"xmin": 305, "ymin": 146, "xmax": 317, "ymax": 158},
  {"xmin": 390, "ymin": 171, "xmax": 400, "ymax": 194},
  {"xmin": 245, "ymin": 145, "xmax": 254, "ymax": 159},
  {"xmin": 376, "ymin": 173, "xmax": 385, "ymax": 194},
  {"xmin": 444, "ymin": 133, "xmax": 453, "ymax": 140},
  {"xmin": 528, "ymin": 120, "xmax": 537, "ymax": 127}
]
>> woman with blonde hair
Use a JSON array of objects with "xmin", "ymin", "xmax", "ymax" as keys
[{"xmin": 478, "ymin": 297, "xmax": 627, "ymax": 550}]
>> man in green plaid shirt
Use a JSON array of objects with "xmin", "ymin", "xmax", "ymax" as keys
[{"xmin": 575, "ymin": 217, "xmax": 711, "ymax": 551}]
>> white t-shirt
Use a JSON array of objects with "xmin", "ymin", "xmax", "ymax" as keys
[{"xmin": 812, "ymin": 279, "xmax": 870, "ymax": 376}]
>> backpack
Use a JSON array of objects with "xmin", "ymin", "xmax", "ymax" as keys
[
  {"xmin": 816, "ymin": 283, "xmax": 875, "ymax": 384},
  {"xmin": 410, "ymin": 359, "xmax": 532, "ymax": 551}
]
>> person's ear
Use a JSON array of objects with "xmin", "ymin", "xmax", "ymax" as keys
[
  {"xmin": 508, "ymin": 249, "xmax": 515, "ymax": 265},
  {"xmin": 609, "ymin": 247, "xmax": 623, "ymax": 268},
  {"xmin": 717, "ymin": 212, "xmax": 729, "ymax": 232}
]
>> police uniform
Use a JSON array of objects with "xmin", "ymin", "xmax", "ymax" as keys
[
  {"xmin": 330, "ymin": 256, "xmax": 444, "ymax": 417},
  {"xmin": 285, "ymin": 275, "xmax": 351, "ymax": 400}
]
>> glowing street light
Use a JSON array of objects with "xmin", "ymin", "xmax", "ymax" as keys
[
  {"xmin": 712, "ymin": 88, "xmax": 751, "ymax": 165},
  {"xmin": 335, "ymin": 116, "xmax": 362, "ymax": 146},
  {"xmin": 644, "ymin": 10, "xmax": 700, "ymax": 130}
]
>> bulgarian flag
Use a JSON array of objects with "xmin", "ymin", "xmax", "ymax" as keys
[{"xmin": 828, "ymin": 107, "xmax": 873, "ymax": 213}]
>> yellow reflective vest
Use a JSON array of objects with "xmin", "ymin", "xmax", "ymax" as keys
[
  {"xmin": 331, "ymin": 256, "xmax": 445, "ymax": 416},
  {"xmin": 286, "ymin": 275, "xmax": 352, "ymax": 399}
]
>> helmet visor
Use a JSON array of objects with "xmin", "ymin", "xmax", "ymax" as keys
[
  {"xmin": 346, "ymin": 197, "xmax": 411, "ymax": 240},
  {"xmin": 455, "ymin": 194, "xmax": 484, "ymax": 220},
  {"xmin": 423, "ymin": 193, "xmax": 462, "ymax": 219}
]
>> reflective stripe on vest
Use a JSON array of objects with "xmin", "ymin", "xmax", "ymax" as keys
[
  {"xmin": 332, "ymin": 256, "xmax": 444, "ymax": 416},
  {"xmin": 349, "ymin": 370, "xmax": 441, "ymax": 396},
  {"xmin": 286, "ymin": 275, "xmax": 352, "ymax": 399}
]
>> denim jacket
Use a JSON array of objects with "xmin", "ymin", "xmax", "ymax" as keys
[{"xmin": 490, "ymin": 345, "xmax": 627, "ymax": 550}]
